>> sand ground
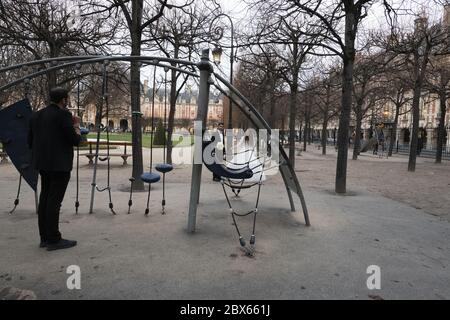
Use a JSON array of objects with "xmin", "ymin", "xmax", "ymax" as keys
[
  {"xmin": 296, "ymin": 145, "xmax": 450, "ymax": 221},
  {"xmin": 0, "ymin": 144, "xmax": 449, "ymax": 299}
]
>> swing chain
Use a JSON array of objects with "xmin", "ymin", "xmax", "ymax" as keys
[
  {"xmin": 9, "ymin": 175, "xmax": 22, "ymax": 214},
  {"xmin": 75, "ymin": 63, "xmax": 82, "ymax": 214},
  {"xmin": 218, "ymin": 150, "xmax": 267, "ymax": 253}
]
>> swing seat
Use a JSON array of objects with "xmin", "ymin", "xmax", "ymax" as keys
[
  {"xmin": 155, "ymin": 163, "xmax": 173, "ymax": 173},
  {"xmin": 140, "ymin": 172, "xmax": 161, "ymax": 184},
  {"xmin": 202, "ymin": 141, "xmax": 254, "ymax": 180},
  {"xmin": 80, "ymin": 127, "xmax": 89, "ymax": 135}
]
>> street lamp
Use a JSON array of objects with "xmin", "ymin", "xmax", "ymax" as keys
[
  {"xmin": 212, "ymin": 45, "xmax": 223, "ymax": 65},
  {"xmin": 209, "ymin": 13, "xmax": 235, "ymax": 129}
]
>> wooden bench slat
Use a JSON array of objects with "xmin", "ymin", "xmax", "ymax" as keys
[
  {"xmin": 83, "ymin": 154, "xmax": 130, "ymax": 157},
  {"xmin": 83, "ymin": 153, "xmax": 131, "ymax": 165},
  {"xmin": 82, "ymin": 140, "xmax": 131, "ymax": 165}
]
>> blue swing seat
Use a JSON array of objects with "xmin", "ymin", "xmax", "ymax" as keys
[
  {"xmin": 140, "ymin": 172, "xmax": 161, "ymax": 184},
  {"xmin": 155, "ymin": 163, "xmax": 173, "ymax": 173},
  {"xmin": 80, "ymin": 127, "xmax": 90, "ymax": 135},
  {"xmin": 202, "ymin": 141, "xmax": 254, "ymax": 180}
]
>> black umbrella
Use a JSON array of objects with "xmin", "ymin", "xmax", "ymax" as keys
[{"xmin": 0, "ymin": 99, "xmax": 38, "ymax": 191}]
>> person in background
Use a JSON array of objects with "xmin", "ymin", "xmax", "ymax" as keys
[
  {"xmin": 417, "ymin": 132, "xmax": 424, "ymax": 156},
  {"xmin": 212, "ymin": 122, "xmax": 224, "ymax": 182}
]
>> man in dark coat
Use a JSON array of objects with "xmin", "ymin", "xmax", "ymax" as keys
[{"xmin": 28, "ymin": 88, "xmax": 81, "ymax": 251}]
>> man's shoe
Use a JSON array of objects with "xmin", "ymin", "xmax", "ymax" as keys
[
  {"xmin": 46, "ymin": 239, "xmax": 77, "ymax": 251},
  {"xmin": 39, "ymin": 241, "xmax": 47, "ymax": 248}
]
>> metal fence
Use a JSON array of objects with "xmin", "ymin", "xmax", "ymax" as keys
[
  {"xmin": 395, "ymin": 143, "xmax": 450, "ymax": 160},
  {"xmin": 308, "ymin": 137, "xmax": 450, "ymax": 160},
  {"xmin": 286, "ymin": 133, "xmax": 450, "ymax": 160}
]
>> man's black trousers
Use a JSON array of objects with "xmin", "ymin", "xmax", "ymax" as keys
[{"xmin": 38, "ymin": 171, "xmax": 70, "ymax": 243}]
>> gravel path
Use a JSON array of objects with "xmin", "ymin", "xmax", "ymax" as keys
[{"xmin": 294, "ymin": 145, "xmax": 450, "ymax": 222}]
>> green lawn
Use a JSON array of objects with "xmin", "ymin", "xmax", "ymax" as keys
[
  {"xmin": 86, "ymin": 132, "xmax": 193, "ymax": 148},
  {"xmin": 0, "ymin": 134, "xmax": 192, "ymax": 152}
]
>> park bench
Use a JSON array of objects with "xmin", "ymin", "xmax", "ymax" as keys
[{"xmin": 82, "ymin": 140, "xmax": 131, "ymax": 165}]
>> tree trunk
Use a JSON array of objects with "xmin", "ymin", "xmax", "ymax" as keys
[
  {"xmin": 47, "ymin": 69, "xmax": 57, "ymax": 93},
  {"xmin": 388, "ymin": 104, "xmax": 400, "ymax": 157},
  {"xmin": 94, "ymin": 99, "xmax": 102, "ymax": 130},
  {"xmin": 303, "ymin": 107, "xmax": 309, "ymax": 152},
  {"xmin": 167, "ymin": 62, "xmax": 178, "ymax": 165},
  {"xmin": 352, "ymin": 102, "xmax": 362, "ymax": 160},
  {"xmin": 435, "ymin": 94, "xmax": 447, "ymax": 163},
  {"xmin": 408, "ymin": 86, "xmax": 421, "ymax": 172},
  {"xmin": 408, "ymin": 51, "xmax": 428, "ymax": 172},
  {"xmin": 166, "ymin": 44, "xmax": 180, "ymax": 165},
  {"xmin": 288, "ymin": 41, "xmax": 301, "ymax": 169},
  {"xmin": 130, "ymin": 0, "xmax": 144, "ymax": 190},
  {"xmin": 269, "ymin": 86, "xmax": 277, "ymax": 128},
  {"xmin": 46, "ymin": 43, "xmax": 59, "ymax": 97},
  {"xmin": 269, "ymin": 92, "xmax": 276, "ymax": 128},
  {"xmin": 321, "ymin": 116, "xmax": 328, "ymax": 155},
  {"xmin": 335, "ymin": 12, "xmax": 356, "ymax": 194},
  {"xmin": 288, "ymin": 85, "xmax": 298, "ymax": 170},
  {"xmin": 298, "ymin": 120, "xmax": 302, "ymax": 141},
  {"xmin": 308, "ymin": 119, "xmax": 312, "ymax": 145}
]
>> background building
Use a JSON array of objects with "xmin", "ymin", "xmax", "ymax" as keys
[{"xmin": 82, "ymin": 81, "xmax": 223, "ymax": 132}]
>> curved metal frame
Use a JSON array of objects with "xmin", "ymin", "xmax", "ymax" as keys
[
  {"xmin": 0, "ymin": 53, "xmax": 309, "ymax": 228},
  {"xmin": 0, "ymin": 55, "xmax": 199, "ymax": 93},
  {"xmin": 211, "ymin": 73, "xmax": 310, "ymax": 225}
]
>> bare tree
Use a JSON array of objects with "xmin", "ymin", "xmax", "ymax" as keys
[
  {"xmin": 424, "ymin": 55, "xmax": 450, "ymax": 163},
  {"xmin": 0, "ymin": 45, "xmax": 45, "ymax": 108},
  {"xmin": 383, "ymin": 12, "xmax": 450, "ymax": 171},
  {"xmin": 351, "ymin": 50, "xmax": 388, "ymax": 160},
  {"xmin": 308, "ymin": 67, "xmax": 340, "ymax": 155},
  {"xmin": 145, "ymin": 2, "xmax": 217, "ymax": 164},
  {"xmin": 0, "ymin": 0, "xmax": 115, "ymax": 93},
  {"xmin": 233, "ymin": 51, "xmax": 285, "ymax": 130},
  {"xmin": 381, "ymin": 60, "xmax": 413, "ymax": 157},
  {"xmin": 84, "ymin": 0, "xmax": 191, "ymax": 189},
  {"xmin": 272, "ymin": 0, "xmax": 397, "ymax": 193},
  {"xmin": 243, "ymin": 1, "xmax": 318, "ymax": 169},
  {"xmin": 299, "ymin": 86, "xmax": 313, "ymax": 152},
  {"xmin": 66, "ymin": 62, "xmax": 131, "ymax": 128}
]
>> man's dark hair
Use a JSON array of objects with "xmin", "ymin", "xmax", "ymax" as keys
[{"xmin": 49, "ymin": 87, "xmax": 69, "ymax": 104}]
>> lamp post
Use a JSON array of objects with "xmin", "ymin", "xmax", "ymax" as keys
[{"xmin": 209, "ymin": 13, "xmax": 235, "ymax": 129}]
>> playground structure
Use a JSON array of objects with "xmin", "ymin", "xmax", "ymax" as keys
[{"xmin": 0, "ymin": 50, "xmax": 310, "ymax": 250}]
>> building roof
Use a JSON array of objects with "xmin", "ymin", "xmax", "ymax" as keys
[{"xmin": 140, "ymin": 82, "xmax": 222, "ymax": 103}]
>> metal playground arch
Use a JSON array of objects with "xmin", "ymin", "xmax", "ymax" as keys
[{"xmin": 0, "ymin": 49, "xmax": 310, "ymax": 237}]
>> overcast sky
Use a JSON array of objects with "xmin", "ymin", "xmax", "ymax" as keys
[
  {"xmin": 216, "ymin": 0, "xmax": 448, "ymax": 79},
  {"xmin": 140, "ymin": 0, "xmax": 448, "ymax": 87}
]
